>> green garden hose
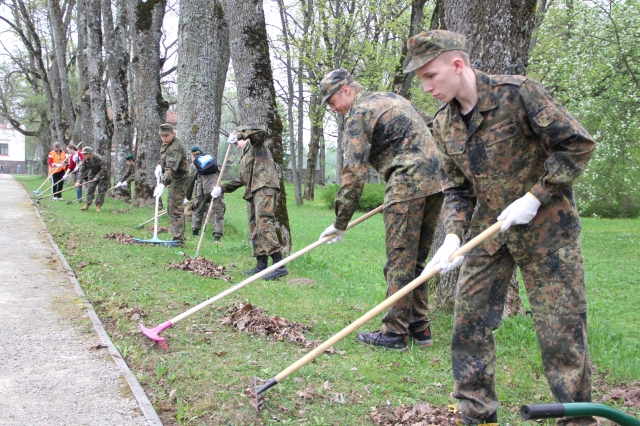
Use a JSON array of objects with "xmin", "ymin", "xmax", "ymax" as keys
[{"xmin": 521, "ymin": 403, "xmax": 640, "ymax": 426}]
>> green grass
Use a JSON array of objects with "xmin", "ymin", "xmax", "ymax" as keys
[{"xmin": 15, "ymin": 174, "xmax": 640, "ymax": 425}]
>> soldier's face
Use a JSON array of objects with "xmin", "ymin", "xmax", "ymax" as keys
[
  {"xmin": 237, "ymin": 139, "xmax": 248, "ymax": 150},
  {"xmin": 126, "ymin": 160, "xmax": 134, "ymax": 166},
  {"xmin": 160, "ymin": 131, "xmax": 175, "ymax": 144},
  {"xmin": 326, "ymin": 86, "xmax": 355, "ymax": 116},
  {"xmin": 84, "ymin": 153, "xmax": 93, "ymax": 160},
  {"xmin": 416, "ymin": 55, "xmax": 462, "ymax": 104}
]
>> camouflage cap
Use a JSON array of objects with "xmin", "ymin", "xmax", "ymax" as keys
[
  {"xmin": 125, "ymin": 154, "xmax": 134, "ymax": 161},
  {"xmin": 190, "ymin": 146, "xmax": 202, "ymax": 153},
  {"xmin": 236, "ymin": 125, "xmax": 265, "ymax": 144},
  {"xmin": 403, "ymin": 30, "xmax": 466, "ymax": 74},
  {"xmin": 319, "ymin": 68, "xmax": 355, "ymax": 103},
  {"xmin": 158, "ymin": 123, "xmax": 175, "ymax": 135},
  {"xmin": 81, "ymin": 146, "xmax": 94, "ymax": 154}
]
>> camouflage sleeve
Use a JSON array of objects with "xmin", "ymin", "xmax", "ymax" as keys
[
  {"xmin": 333, "ymin": 114, "xmax": 370, "ymax": 230},
  {"xmin": 221, "ymin": 176, "xmax": 246, "ymax": 194},
  {"xmin": 434, "ymin": 122, "xmax": 476, "ymax": 240},
  {"xmin": 519, "ymin": 79, "xmax": 596, "ymax": 204},
  {"xmin": 160, "ymin": 147, "xmax": 182, "ymax": 185},
  {"xmin": 122, "ymin": 165, "xmax": 135, "ymax": 183},
  {"xmin": 77, "ymin": 162, "xmax": 87, "ymax": 184}
]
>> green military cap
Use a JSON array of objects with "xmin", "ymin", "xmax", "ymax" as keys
[
  {"xmin": 403, "ymin": 30, "xmax": 466, "ymax": 74},
  {"xmin": 236, "ymin": 125, "xmax": 265, "ymax": 144},
  {"xmin": 190, "ymin": 146, "xmax": 202, "ymax": 153},
  {"xmin": 158, "ymin": 123, "xmax": 175, "ymax": 135},
  {"xmin": 125, "ymin": 154, "xmax": 134, "ymax": 161},
  {"xmin": 81, "ymin": 146, "xmax": 94, "ymax": 154},
  {"xmin": 319, "ymin": 68, "xmax": 355, "ymax": 103}
]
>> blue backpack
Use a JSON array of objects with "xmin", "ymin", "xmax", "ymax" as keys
[{"xmin": 194, "ymin": 154, "xmax": 219, "ymax": 175}]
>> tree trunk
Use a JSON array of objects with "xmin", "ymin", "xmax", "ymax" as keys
[
  {"xmin": 102, "ymin": 0, "xmax": 133, "ymax": 198},
  {"xmin": 76, "ymin": 0, "xmax": 93, "ymax": 147},
  {"xmin": 86, "ymin": 0, "xmax": 112, "ymax": 184},
  {"xmin": 223, "ymin": 0, "xmax": 292, "ymax": 255},
  {"xmin": 48, "ymin": 55, "xmax": 66, "ymax": 143},
  {"xmin": 429, "ymin": 0, "xmax": 539, "ymax": 316},
  {"xmin": 391, "ymin": 0, "xmax": 427, "ymax": 97},
  {"xmin": 304, "ymin": 91, "xmax": 324, "ymax": 200},
  {"xmin": 177, "ymin": 0, "xmax": 230, "ymax": 160},
  {"xmin": 47, "ymin": 0, "xmax": 76, "ymax": 141},
  {"xmin": 318, "ymin": 132, "xmax": 325, "ymax": 185},
  {"xmin": 128, "ymin": 0, "xmax": 168, "ymax": 205}
]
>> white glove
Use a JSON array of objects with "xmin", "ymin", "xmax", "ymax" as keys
[
  {"xmin": 424, "ymin": 234, "xmax": 464, "ymax": 276},
  {"xmin": 211, "ymin": 186, "xmax": 222, "ymax": 198},
  {"xmin": 319, "ymin": 224, "xmax": 346, "ymax": 244},
  {"xmin": 183, "ymin": 198, "xmax": 189, "ymax": 205},
  {"xmin": 497, "ymin": 192, "xmax": 541, "ymax": 232},
  {"xmin": 153, "ymin": 183, "xmax": 165, "ymax": 198},
  {"xmin": 227, "ymin": 132, "xmax": 238, "ymax": 145},
  {"xmin": 115, "ymin": 181, "xmax": 124, "ymax": 188},
  {"xmin": 154, "ymin": 164, "xmax": 163, "ymax": 179}
]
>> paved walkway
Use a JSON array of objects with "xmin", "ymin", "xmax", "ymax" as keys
[{"xmin": 0, "ymin": 175, "xmax": 161, "ymax": 426}]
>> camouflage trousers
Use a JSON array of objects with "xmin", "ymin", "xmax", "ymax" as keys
[
  {"xmin": 167, "ymin": 176, "xmax": 188, "ymax": 244},
  {"xmin": 85, "ymin": 179, "xmax": 108, "ymax": 206},
  {"xmin": 246, "ymin": 187, "xmax": 281, "ymax": 257},
  {"xmin": 192, "ymin": 193, "xmax": 225, "ymax": 236},
  {"xmin": 380, "ymin": 192, "xmax": 444, "ymax": 336},
  {"xmin": 452, "ymin": 238, "xmax": 595, "ymax": 426}
]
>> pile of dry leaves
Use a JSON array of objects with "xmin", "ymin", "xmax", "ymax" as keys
[
  {"xmin": 166, "ymin": 256, "xmax": 230, "ymax": 280},
  {"xmin": 220, "ymin": 303, "xmax": 346, "ymax": 356},
  {"xmin": 104, "ymin": 232, "xmax": 134, "ymax": 244},
  {"xmin": 371, "ymin": 403, "xmax": 455, "ymax": 425},
  {"xmin": 147, "ymin": 226, "xmax": 170, "ymax": 234}
]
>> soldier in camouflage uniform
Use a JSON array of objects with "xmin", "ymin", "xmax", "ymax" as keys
[
  {"xmin": 186, "ymin": 146, "xmax": 225, "ymax": 241},
  {"xmin": 75, "ymin": 146, "xmax": 108, "ymax": 212},
  {"xmin": 114, "ymin": 154, "xmax": 136, "ymax": 201},
  {"xmin": 318, "ymin": 68, "xmax": 444, "ymax": 351},
  {"xmin": 212, "ymin": 127, "xmax": 288, "ymax": 280},
  {"xmin": 153, "ymin": 123, "xmax": 189, "ymax": 247},
  {"xmin": 405, "ymin": 30, "xmax": 596, "ymax": 425}
]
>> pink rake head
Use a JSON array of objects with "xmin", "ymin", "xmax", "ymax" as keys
[{"xmin": 140, "ymin": 320, "xmax": 173, "ymax": 350}]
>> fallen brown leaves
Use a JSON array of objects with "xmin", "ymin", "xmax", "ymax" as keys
[
  {"xmin": 166, "ymin": 256, "xmax": 230, "ymax": 280},
  {"xmin": 147, "ymin": 226, "xmax": 170, "ymax": 234},
  {"xmin": 601, "ymin": 384, "xmax": 640, "ymax": 409},
  {"xmin": 220, "ymin": 302, "xmax": 338, "ymax": 353},
  {"xmin": 370, "ymin": 403, "xmax": 455, "ymax": 425},
  {"xmin": 105, "ymin": 232, "xmax": 134, "ymax": 244}
]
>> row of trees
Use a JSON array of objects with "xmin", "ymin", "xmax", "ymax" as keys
[{"xmin": 1, "ymin": 0, "xmax": 637, "ymax": 309}]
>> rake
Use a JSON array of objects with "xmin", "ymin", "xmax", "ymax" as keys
[
  {"xmin": 134, "ymin": 209, "xmax": 168, "ymax": 229},
  {"xmin": 256, "ymin": 221, "xmax": 504, "ymax": 395},
  {"xmin": 194, "ymin": 143, "xmax": 233, "ymax": 258},
  {"xmin": 32, "ymin": 169, "xmax": 57, "ymax": 195},
  {"xmin": 140, "ymin": 205, "xmax": 384, "ymax": 349},
  {"xmin": 35, "ymin": 178, "xmax": 96, "ymax": 202},
  {"xmin": 132, "ymin": 175, "xmax": 177, "ymax": 247}
]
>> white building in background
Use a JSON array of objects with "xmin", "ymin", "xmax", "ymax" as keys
[{"xmin": 0, "ymin": 122, "xmax": 26, "ymax": 174}]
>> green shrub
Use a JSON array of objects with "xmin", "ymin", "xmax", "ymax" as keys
[{"xmin": 322, "ymin": 183, "xmax": 385, "ymax": 212}]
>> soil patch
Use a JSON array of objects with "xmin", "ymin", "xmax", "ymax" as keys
[
  {"xmin": 113, "ymin": 208, "xmax": 132, "ymax": 214},
  {"xmin": 105, "ymin": 232, "xmax": 134, "ymax": 244},
  {"xmin": 601, "ymin": 384, "xmax": 640, "ymax": 409},
  {"xmin": 166, "ymin": 256, "xmax": 230, "ymax": 280},
  {"xmin": 371, "ymin": 403, "xmax": 455, "ymax": 425},
  {"xmin": 220, "ymin": 303, "xmax": 341, "ymax": 354},
  {"xmin": 288, "ymin": 278, "xmax": 315, "ymax": 286}
]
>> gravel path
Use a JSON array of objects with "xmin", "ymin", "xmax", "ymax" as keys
[{"xmin": 0, "ymin": 175, "xmax": 160, "ymax": 426}]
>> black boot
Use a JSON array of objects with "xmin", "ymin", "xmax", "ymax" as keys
[
  {"xmin": 243, "ymin": 255, "xmax": 268, "ymax": 276},
  {"xmin": 192, "ymin": 228, "xmax": 200, "ymax": 237},
  {"xmin": 263, "ymin": 252, "xmax": 289, "ymax": 281}
]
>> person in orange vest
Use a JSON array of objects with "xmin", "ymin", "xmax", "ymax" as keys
[{"xmin": 48, "ymin": 142, "xmax": 67, "ymax": 200}]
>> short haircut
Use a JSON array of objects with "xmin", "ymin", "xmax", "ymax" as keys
[
  {"xmin": 440, "ymin": 49, "xmax": 470, "ymax": 66},
  {"xmin": 346, "ymin": 81, "xmax": 364, "ymax": 93},
  {"xmin": 53, "ymin": 142, "xmax": 61, "ymax": 148},
  {"xmin": 67, "ymin": 144, "xmax": 77, "ymax": 151}
]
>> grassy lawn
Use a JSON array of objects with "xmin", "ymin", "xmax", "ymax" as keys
[{"xmin": 15, "ymin": 175, "xmax": 640, "ymax": 425}]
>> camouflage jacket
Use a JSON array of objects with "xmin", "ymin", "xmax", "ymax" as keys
[
  {"xmin": 77, "ymin": 153, "xmax": 107, "ymax": 184},
  {"xmin": 333, "ymin": 91, "xmax": 443, "ymax": 230},
  {"xmin": 121, "ymin": 163, "xmax": 135, "ymax": 184},
  {"xmin": 159, "ymin": 137, "xmax": 189, "ymax": 185},
  {"xmin": 221, "ymin": 139, "xmax": 280, "ymax": 200},
  {"xmin": 186, "ymin": 163, "xmax": 219, "ymax": 199},
  {"xmin": 433, "ymin": 70, "xmax": 595, "ymax": 263}
]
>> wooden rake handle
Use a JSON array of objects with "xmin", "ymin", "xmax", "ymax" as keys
[
  {"xmin": 171, "ymin": 205, "xmax": 384, "ymax": 325},
  {"xmin": 264, "ymin": 220, "xmax": 504, "ymax": 390},
  {"xmin": 36, "ymin": 179, "xmax": 96, "ymax": 200},
  {"xmin": 134, "ymin": 210, "xmax": 168, "ymax": 229},
  {"xmin": 195, "ymin": 143, "xmax": 233, "ymax": 256}
]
